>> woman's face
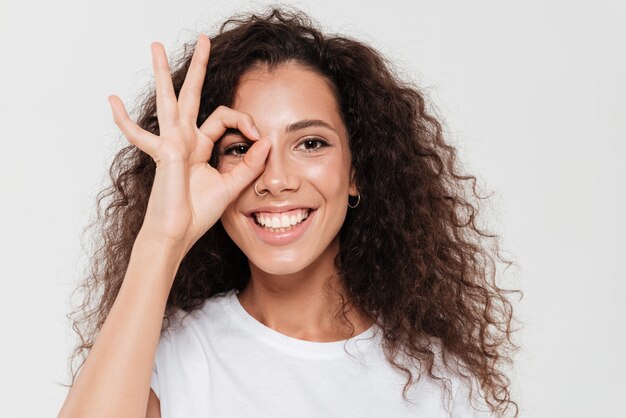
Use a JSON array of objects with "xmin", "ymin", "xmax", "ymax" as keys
[{"xmin": 217, "ymin": 62, "xmax": 356, "ymax": 275}]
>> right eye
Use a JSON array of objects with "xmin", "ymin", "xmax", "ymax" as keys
[{"xmin": 222, "ymin": 143, "xmax": 250, "ymax": 157}]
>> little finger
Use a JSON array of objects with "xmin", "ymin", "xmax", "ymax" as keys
[{"xmin": 108, "ymin": 95, "xmax": 159, "ymax": 156}]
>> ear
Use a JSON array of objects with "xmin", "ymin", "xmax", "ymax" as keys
[{"xmin": 349, "ymin": 167, "xmax": 358, "ymax": 195}]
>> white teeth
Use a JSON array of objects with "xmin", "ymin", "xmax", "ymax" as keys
[{"xmin": 254, "ymin": 209, "xmax": 310, "ymax": 230}]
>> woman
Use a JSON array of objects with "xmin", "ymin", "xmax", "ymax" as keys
[{"xmin": 59, "ymin": 8, "xmax": 518, "ymax": 418}]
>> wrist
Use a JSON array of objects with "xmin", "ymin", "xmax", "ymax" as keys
[{"xmin": 134, "ymin": 229, "xmax": 189, "ymax": 264}]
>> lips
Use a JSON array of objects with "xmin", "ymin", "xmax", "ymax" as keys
[
  {"xmin": 245, "ymin": 208, "xmax": 317, "ymax": 246},
  {"xmin": 253, "ymin": 208, "xmax": 310, "ymax": 229}
]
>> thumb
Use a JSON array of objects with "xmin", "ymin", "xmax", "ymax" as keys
[{"xmin": 221, "ymin": 138, "xmax": 271, "ymax": 201}]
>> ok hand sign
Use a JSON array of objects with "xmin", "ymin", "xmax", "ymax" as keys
[{"xmin": 107, "ymin": 34, "xmax": 270, "ymax": 252}]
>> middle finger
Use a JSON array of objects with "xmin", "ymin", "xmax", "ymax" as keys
[{"xmin": 178, "ymin": 34, "xmax": 211, "ymax": 124}]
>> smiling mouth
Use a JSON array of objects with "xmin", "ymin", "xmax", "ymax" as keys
[{"xmin": 252, "ymin": 208, "xmax": 312, "ymax": 233}]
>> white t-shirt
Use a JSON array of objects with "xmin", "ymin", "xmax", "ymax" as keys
[{"xmin": 150, "ymin": 289, "xmax": 491, "ymax": 417}]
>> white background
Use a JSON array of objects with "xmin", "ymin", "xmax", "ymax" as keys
[{"xmin": 1, "ymin": 1, "xmax": 624, "ymax": 416}]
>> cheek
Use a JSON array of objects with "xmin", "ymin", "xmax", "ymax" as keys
[
  {"xmin": 219, "ymin": 205, "xmax": 233, "ymax": 228},
  {"xmin": 220, "ymin": 202, "xmax": 242, "ymax": 237},
  {"xmin": 302, "ymin": 155, "xmax": 351, "ymax": 195}
]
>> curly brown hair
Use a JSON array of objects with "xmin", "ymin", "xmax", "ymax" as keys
[{"xmin": 66, "ymin": 6, "xmax": 520, "ymax": 417}]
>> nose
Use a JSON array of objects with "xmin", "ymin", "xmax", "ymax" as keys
[{"xmin": 257, "ymin": 146, "xmax": 300, "ymax": 196}]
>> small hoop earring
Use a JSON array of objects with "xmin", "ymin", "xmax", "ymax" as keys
[
  {"xmin": 348, "ymin": 192, "xmax": 361, "ymax": 208},
  {"xmin": 254, "ymin": 181, "xmax": 268, "ymax": 196}
]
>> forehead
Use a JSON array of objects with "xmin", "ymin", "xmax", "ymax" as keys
[{"xmin": 232, "ymin": 62, "xmax": 345, "ymax": 134}]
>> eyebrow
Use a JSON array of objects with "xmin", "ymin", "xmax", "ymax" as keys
[{"xmin": 285, "ymin": 119, "xmax": 337, "ymax": 134}]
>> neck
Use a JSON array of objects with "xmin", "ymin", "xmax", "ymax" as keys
[{"xmin": 237, "ymin": 238, "xmax": 373, "ymax": 342}]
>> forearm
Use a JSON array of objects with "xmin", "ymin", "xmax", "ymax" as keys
[{"xmin": 58, "ymin": 232, "xmax": 186, "ymax": 418}]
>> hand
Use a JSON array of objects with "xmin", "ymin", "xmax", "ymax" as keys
[{"xmin": 107, "ymin": 34, "xmax": 270, "ymax": 252}]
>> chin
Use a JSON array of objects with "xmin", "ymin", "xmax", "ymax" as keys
[{"xmin": 247, "ymin": 250, "xmax": 315, "ymax": 276}]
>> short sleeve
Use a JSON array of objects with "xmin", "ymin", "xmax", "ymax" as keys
[
  {"xmin": 451, "ymin": 376, "xmax": 493, "ymax": 417},
  {"xmin": 150, "ymin": 360, "xmax": 160, "ymax": 399},
  {"xmin": 150, "ymin": 326, "xmax": 172, "ymax": 400}
]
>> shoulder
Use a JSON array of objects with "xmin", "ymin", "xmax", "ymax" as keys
[
  {"xmin": 150, "ymin": 291, "xmax": 235, "ymax": 403},
  {"xmin": 449, "ymin": 374, "xmax": 493, "ymax": 417},
  {"xmin": 431, "ymin": 344, "xmax": 493, "ymax": 417},
  {"xmin": 157, "ymin": 290, "xmax": 235, "ymax": 350},
  {"xmin": 403, "ymin": 339, "xmax": 493, "ymax": 417}
]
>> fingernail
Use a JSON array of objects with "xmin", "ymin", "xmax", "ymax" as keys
[{"xmin": 251, "ymin": 125, "xmax": 261, "ymax": 139}]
